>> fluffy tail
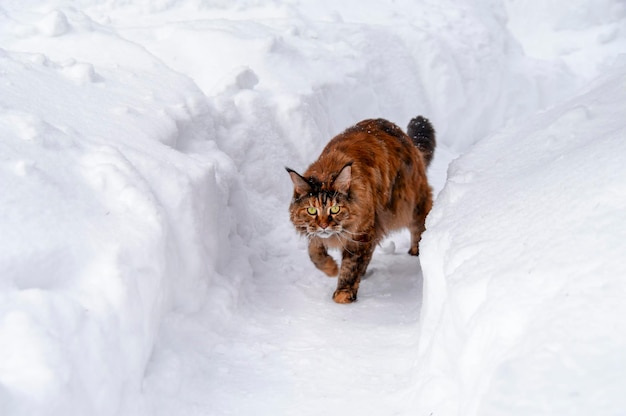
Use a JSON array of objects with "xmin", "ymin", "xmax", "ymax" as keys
[{"xmin": 407, "ymin": 116, "xmax": 436, "ymax": 168}]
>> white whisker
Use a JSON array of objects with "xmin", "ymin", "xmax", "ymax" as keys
[
  {"xmin": 338, "ymin": 229, "xmax": 369, "ymax": 243},
  {"xmin": 336, "ymin": 233, "xmax": 357, "ymax": 255}
]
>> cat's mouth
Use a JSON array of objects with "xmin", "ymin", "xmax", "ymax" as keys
[{"xmin": 316, "ymin": 229, "xmax": 336, "ymax": 239}]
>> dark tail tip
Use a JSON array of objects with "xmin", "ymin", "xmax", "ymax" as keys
[{"xmin": 407, "ymin": 116, "xmax": 436, "ymax": 168}]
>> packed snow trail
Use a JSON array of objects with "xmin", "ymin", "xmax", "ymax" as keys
[
  {"xmin": 137, "ymin": 126, "xmax": 455, "ymax": 415},
  {"xmin": 141, "ymin": 230, "xmax": 430, "ymax": 415}
]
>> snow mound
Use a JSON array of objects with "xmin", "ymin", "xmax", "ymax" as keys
[
  {"xmin": 0, "ymin": 35, "xmax": 239, "ymax": 416},
  {"xmin": 505, "ymin": 0, "xmax": 626, "ymax": 80},
  {"xmin": 416, "ymin": 67, "xmax": 626, "ymax": 415}
]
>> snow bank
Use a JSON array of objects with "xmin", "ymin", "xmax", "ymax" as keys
[
  {"xmin": 504, "ymin": 0, "xmax": 626, "ymax": 80},
  {"xmin": 88, "ymin": 0, "xmax": 581, "ymax": 156},
  {"xmin": 416, "ymin": 67, "xmax": 626, "ymax": 415},
  {"xmin": 0, "ymin": 9, "xmax": 240, "ymax": 414}
]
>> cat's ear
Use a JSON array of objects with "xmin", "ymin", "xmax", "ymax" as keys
[
  {"xmin": 333, "ymin": 163, "xmax": 352, "ymax": 193},
  {"xmin": 286, "ymin": 168, "xmax": 311, "ymax": 196}
]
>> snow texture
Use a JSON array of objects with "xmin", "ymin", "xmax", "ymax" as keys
[{"xmin": 0, "ymin": 0, "xmax": 624, "ymax": 415}]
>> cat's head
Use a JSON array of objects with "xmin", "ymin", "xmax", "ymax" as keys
[{"xmin": 286, "ymin": 163, "xmax": 353, "ymax": 240}]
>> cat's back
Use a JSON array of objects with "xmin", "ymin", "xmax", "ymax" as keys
[
  {"xmin": 326, "ymin": 118, "xmax": 411, "ymax": 155},
  {"xmin": 307, "ymin": 118, "xmax": 420, "ymax": 180}
]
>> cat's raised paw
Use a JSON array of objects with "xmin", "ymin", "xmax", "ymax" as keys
[
  {"xmin": 322, "ymin": 259, "xmax": 339, "ymax": 277},
  {"xmin": 333, "ymin": 289, "xmax": 357, "ymax": 304}
]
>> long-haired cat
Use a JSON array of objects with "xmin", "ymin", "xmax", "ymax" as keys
[{"xmin": 286, "ymin": 116, "xmax": 436, "ymax": 303}]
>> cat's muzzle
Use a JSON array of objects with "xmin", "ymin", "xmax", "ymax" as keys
[{"xmin": 317, "ymin": 229, "xmax": 335, "ymax": 239}]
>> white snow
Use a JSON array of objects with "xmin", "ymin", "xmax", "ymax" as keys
[
  {"xmin": 0, "ymin": 1, "xmax": 624, "ymax": 415},
  {"xmin": 415, "ymin": 68, "xmax": 626, "ymax": 415}
]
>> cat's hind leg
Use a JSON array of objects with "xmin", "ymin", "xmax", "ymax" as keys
[
  {"xmin": 308, "ymin": 238, "xmax": 338, "ymax": 277},
  {"xmin": 408, "ymin": 194, "xmax": 432, "ymax": 256}
]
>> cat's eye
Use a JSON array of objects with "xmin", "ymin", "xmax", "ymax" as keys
[
  {"xmin": 306, "ymin": 207, "xmax": 317, "ymax": 216},
  {"xmin": 329, "ymin": 205, "xmax": 340, "ymax": 215}
]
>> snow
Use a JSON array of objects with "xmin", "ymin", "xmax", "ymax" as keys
[
  {"xmin": 415, "ymin": 68, "xmax": 626, "ymax": 415},
  {"xmin": 0, "ymin": 1, "xmax": 624, "ymax": 415}
]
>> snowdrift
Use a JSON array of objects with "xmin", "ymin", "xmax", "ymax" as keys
[
  {"xmin": 416, "ymin": 69, "xmax": 626, "ymax": 415},
  {"xmin": 0, "ymin": 12, "xmax": 240, "ymax": 414}
]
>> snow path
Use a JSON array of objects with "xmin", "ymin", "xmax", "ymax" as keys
[
  {"xmin": 144, "ymin": 234, "xmax": 428, "ymax": 415},
  {"xmin": 137, "ymin": 143, "xmax": 454, "ymax": 415}
]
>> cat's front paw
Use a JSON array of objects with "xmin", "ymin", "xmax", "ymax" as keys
[
  {"xmin": 333, "ymin": 289, "xmax": 357, "ymax": 304},
  {"xmin": 408, "ymin": 246, "xmax": 420, "ymax": 256},
  {"xmin": 321, "ymin": 258, "xmax": 339, "ymax": 277}
]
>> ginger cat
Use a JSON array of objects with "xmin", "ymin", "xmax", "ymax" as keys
[{"xmin": 286, "ymin": 116, "xmax": 436, "ymax": 303}]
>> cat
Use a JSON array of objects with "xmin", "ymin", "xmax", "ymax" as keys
[{"xmin": 286, "ymin": 116, "xmax": 436, "ymax": 303}]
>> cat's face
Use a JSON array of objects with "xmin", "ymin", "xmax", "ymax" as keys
[
  {"xmin": 290, "ymin": 193, "xmax": 350, "ymax": 239},
  {"xmin": 287, "ymin": 164, "xmax": 353, "ymax": 240}
]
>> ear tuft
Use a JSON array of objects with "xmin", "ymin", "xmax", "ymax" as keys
[
  {"xmin": 333, "ymin": 163, "xmax": 352, "ymax": 193},
  {"xmin": 286, "ymin": 167, "xmax": 311, "ymax": 196}
]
